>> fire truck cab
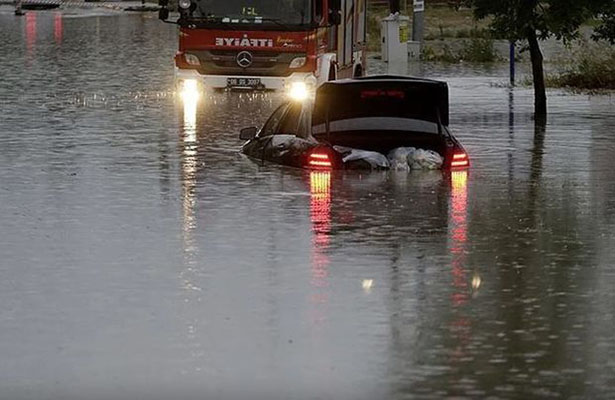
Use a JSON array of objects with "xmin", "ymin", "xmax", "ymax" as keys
[{"xmin": 159, "ymin": 0, "xmax": 367, "ymax": 92}]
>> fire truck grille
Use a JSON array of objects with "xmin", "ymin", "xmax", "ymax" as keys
[{"xmin": 191, "ymin": 50, "xmax": 304, "ymax": 77}]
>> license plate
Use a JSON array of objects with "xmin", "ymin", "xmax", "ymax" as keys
[{"xmin": 227, "ymin": 77, "xmax": 262, "ymax": 89}]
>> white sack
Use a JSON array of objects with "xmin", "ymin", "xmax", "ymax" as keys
[
  {"xmin": 334, "ymin": 146, "xmax": 391, "ymax": 169},
  {"xmin": 408, "ymin": 149, "xmax": 443, "ymax": 170},
  {"xmin": 387, "ymin": 147, "xmax": 416, "ymax": 171}
]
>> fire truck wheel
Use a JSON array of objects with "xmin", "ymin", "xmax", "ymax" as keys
[
  {"xmin": 354, "ymin": 65, "xmax": 363, "ymax": 78},
  {"xmin": 328, "ymin": 65, "xmax": 337, "ymax": 81}
]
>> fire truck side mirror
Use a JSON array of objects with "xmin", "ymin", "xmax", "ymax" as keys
[
  {"xmin": 158, "ymin": 7, "xmax": 169, "ymax": 20},
  {"xmin": 328, "ymin": 0, "xmax": 341, "ymax": 25},
  {"xmin": 329, "ymin": 11, "xmax": 341, "ymax": 25}
]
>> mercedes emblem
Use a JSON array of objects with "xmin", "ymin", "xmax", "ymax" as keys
[{"xmin": 236, "ymin": 51, "xmax": 253, "ymax": 68}]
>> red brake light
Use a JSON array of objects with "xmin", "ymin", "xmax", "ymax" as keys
[
  {"xmin": 308, "ymin": 152, "xmax": 332, "ymax": 168},
  {"xmin": 451, "ymin": 152, "xmax": 469, "ymax": 168}
]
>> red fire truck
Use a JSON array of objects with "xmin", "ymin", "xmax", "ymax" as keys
[{"xmin": 159, "ymin": 0, "xmax": 367, "ymax": 93}]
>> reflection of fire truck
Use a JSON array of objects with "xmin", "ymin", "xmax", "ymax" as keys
[{"xmin": 159, "ymin": 0, "xmax": 367, "ymax": 92}]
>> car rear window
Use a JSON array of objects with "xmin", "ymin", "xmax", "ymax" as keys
[
  {"xmin": 333, "ymin": 89, "xmax": 438, "ymax": 122},
  {"xmin": 312, "ymin": 81, "xmax": 448, "ymax": 135}
]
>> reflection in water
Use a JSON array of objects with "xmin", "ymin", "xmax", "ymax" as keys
[
  {"xmin": 529, "ymin": 119, "xmax": 546, "ymax": 203},
  {"xmin": 180, "ymin": 85, "xmax": 199, "ymax": 242},
  {"xmin": 3, "ymin": 14, "xmax": 615, "ymax": 396},
  {"xmin": 448, "ymin": 170, "xmax": 472, "ymax": 365},
  {"xmin": 508, "ymin": 88, "xmax": 515, "ymax": 186},
  {"xmin": 309, "ymin": 171, "xmax": 331, "ymax": 325},
  {"xmin": 25, "ymin": 12, "xmax": 36, "ymax": 57},
  {"xmin": 471, "ymin": 273, "xmax": 481, "ymax": 292},
  {"xmin": 180, "ymin": 79, "xmax": 200, "ymax": 105},
  {"xmin": 180, "ymin": 94, "xmax": 199, "ymax": 293},
  {"xmin": 450, "ymin": 171, "xmax": 469, "ymax": 306},
  {"xmin": 181, "ymin": 95, "xmax": 198, "ymax": 243},
  {"xmin": 362, "ymin": 279, "xmax": 374, "ymax": 293},
  {"xmin": 182, "ymin": 94, "xmax": 198, "ymax": 144},
  {"xmin": 310, "ymin": 171, "xmax": 331, "ymax": 249},
  {"xmin": 179, "ymin": 93, "xmax": 203, "ymax": 372},
  {"xmin": 54, "ymin": 13, "xmax": 63, "ymax": 45}
]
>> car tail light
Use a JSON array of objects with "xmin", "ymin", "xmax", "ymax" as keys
[
  {"xmin": 308, "ymin": 152, "xmax": 332, "ymax": 168},
  {"xmin": 451, "ymin": 152, "xmax": 469, "ymax": 168}
]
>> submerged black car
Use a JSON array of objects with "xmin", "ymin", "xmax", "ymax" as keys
[{"xmin": 239, "ymin": 76, "xmax": 469, "ymax": 170}]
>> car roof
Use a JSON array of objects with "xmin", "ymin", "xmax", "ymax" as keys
[
  {"xmin": 316, "ymin": 75, "xmax": 449, "ymax": 126},
  {"xmin": 326, "ymin": 75, "xmax": 447, "ymax": 85}
]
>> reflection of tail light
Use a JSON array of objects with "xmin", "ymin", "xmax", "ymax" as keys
[
  {"xmin": 451, "ymin": 152, "xmax": 469, "ymax": 168},
  {"xmin": 26, "ymin": 12, "xmax": 36, "ymax": 52},
  {"xmin": 308, "ymin": 152, "xmax": 332, "ymax": 169},
  {"xmin": 54, "ymin": 13, "xmax": 63, "ymax": 44},
  {"xmin": 451, "ymin": 170, "xmax": 468, "ymax": 191},
  {"xmin": 450, "ymin": 170, "xmax": 468, "ymax": 240},
  {"xmin": 450, "ymin": 170, "xmax": 468, "ymax": 306},
  {"xmin": 310, "ymin": 171, "xmax": 331, "ymax": 245}
]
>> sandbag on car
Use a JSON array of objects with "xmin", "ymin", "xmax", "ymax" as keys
[
  {"xmin": 333, "ymin": 146, "xmax": 444, "ymax": 170},
  {"xmin": 388, "ymin": 147, "xmax": 443, "ymax": 170},
  {"xmin": 333, "ymin": 146, "xmax": 391, "ymax": 170}
]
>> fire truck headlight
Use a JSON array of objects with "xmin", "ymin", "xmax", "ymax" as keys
[
  {"xmin": 178, "ymin": 0, "xmax": 191, "ymax": 9},
  {"xmin": 288, "ymin": 81, "xmax": 309, "ymax": 101},
  {"xmin": 180, "ymin": 79, "xmax": 200, "ymax": 103},
  {"xmin": 289, "ymin": 57, "xmax": 306, "ymax": 69},
  {"xmin": 304, "ymin": 75, "xmax": 317, "ymax": 88},
  {"xmin": 184, "ymin": 53, "xmax": 200, "ymax": 66}
]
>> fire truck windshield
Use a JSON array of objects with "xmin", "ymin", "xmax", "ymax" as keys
[{"xmin": 194, "ymin": 0, "xmax": 312, "ymax": 25}]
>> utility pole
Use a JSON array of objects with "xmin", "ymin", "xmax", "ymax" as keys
[
  {"xmin": 412, "ymin": 0, "xmax": 424, "ymax": 42},
  {"xmin": 389, "ymin": 0, "xmax": 400, "ymax": 14}
]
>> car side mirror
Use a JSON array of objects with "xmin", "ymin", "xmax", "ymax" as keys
[
  {"xmin": 158, "ymin": 7, "xmax": 169, "ymax": 20},
  {"xmin": 239, "ymin": 126, "xmax": 258, "ymax": 140}
]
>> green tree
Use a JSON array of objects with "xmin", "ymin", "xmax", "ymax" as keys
[
  {"xmin": 462, "ymin": 0, "xmax": 615, "ymax": 118},
  {"xmin": 593, "ymin": 3, "xmax": 615, "ymax": 43}
]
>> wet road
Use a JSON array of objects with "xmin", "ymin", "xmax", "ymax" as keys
[{"xmin": 1, "ymin": 10, "xmax": 615, "ymax": 400}]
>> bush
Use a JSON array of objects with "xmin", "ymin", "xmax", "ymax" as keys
[
  {"xmin": 458, "ymin": 37, "xmax": 499, "ymax": 62},
  {"xmin": 421, "ymin": 38, "xmax": 499, "ymax": 63},
  {"xmin": 366, "ymin": 12, "xmax": 384, "ymax": 51},
  {"xmin": 421, "ymin": 44, "xmax": 461, "ymax": 62},
  {"xmin": 547, "ymin": 42, "xmax": 615, "ymax": 90}
]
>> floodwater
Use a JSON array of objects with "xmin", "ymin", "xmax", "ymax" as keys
[{"xmin": 1, "ymin": 9, "xmax": 615, "ymax": 400}]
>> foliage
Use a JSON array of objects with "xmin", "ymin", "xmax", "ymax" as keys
[
  {"xmin": 366, "ymin": 11, "xmax": 383, "ymax": 51},
  {"xmin": 421, "ymin": 38, "xmax": 499, "ymax": 63},
  {"xmin": 459, "ymin": 38, "xmax": 500, "ymax": 62},
  {"xmin": 424, "ymin": 25, "xmax": 491, "ymax": 40},
  {"xmin": 592, "ymin": 3, "xmax": 615, "ymax": 43},
  {"xmin": 546, "ymin": 42, "xmax": 615, "ymax": 90},
  {"xmin": 421, "ymin": 44, "xmax": 459, "ymax": 62},
  {"xmin": 461, "ymin": 0, "xmax": 615, "ymax": 114},
  {"xmin": 424, "ymin": 3, "xmax": 492, "ymax": 39},
  {"xmin": 461, "ymin": 0, "xmax": 615, "ymax": 43}
]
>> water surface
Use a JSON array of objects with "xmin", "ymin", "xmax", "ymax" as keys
[{"xmin": 1, "ymin": 9, "xmax": 614, "ymax": 399}]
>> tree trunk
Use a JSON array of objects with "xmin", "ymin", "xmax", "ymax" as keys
[{"xmin": 526, "ymin": 28, "xmax": 547, "ymax": 118}]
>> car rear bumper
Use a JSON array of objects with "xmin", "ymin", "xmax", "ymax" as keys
[{"xmin": 175, "ymin": 68, "xmax": 315, "ymax": 91}]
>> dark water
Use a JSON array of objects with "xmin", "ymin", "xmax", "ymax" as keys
[{"xmin": 1, "ymin": 9, "xmax": 614, "ymax": 399}]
